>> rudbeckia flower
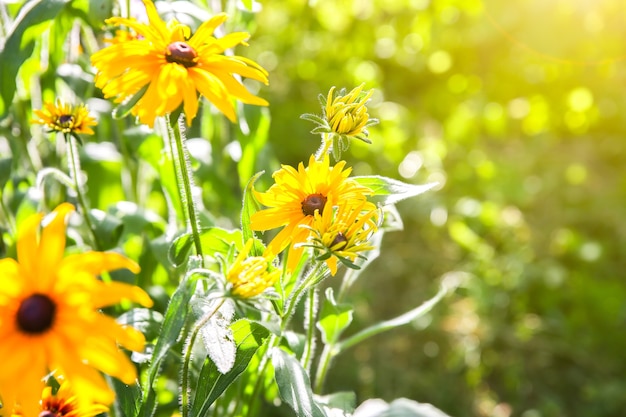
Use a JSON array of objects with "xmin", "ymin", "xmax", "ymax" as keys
[
  {"xmin": 9, "ymin": 379, "xmax": 108, "ymax": 417},
  {"xmin": 250, "ymin": 155, "xmax": 375, "ymax": 272},
  {"xmin": 32, "ymin": 100, "xmax": 97, "ymax": 135},
  {"xmin": 0, "ymin": 203, "xmax": 153, "ymax": 417},
  {"xmin": 226, "ymin": 239, "xmax": 279, "ymax": 298},
  {"xmin": 91, "ymin": 0, "xmax": 269, "ymax": 127},
  {"xmin": 307, "ymin": 201, "xmax": 380, "ymax": 276}
]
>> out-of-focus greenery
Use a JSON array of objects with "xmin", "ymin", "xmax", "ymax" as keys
[
  {"xmin": 247, "ymin": 0, "xmax": 626, "ymax": 416},
  {"xmin": 1, "ymin": 0, "xmax": 625, "ymax": 416}
]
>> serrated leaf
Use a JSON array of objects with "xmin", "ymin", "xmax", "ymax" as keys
[
  {"xmin": 354, "ymin": 176, "xmax": 438, "ymax": 205},
  {"xmin": 241, "ymin": 171, "xmax": 264, "ymax": 256},
  {"xmin": 191, "ymin": 319, "xmax": 270, "ymax": 417},
  {"xmin": 0, "ymin": 0, "xmax": 71, "ymax": 117},
  {"xmin": 272, "ymin": 348, "xmax": 327, "ymax": 417},
  {"xmin": 193, "ymin": 298, "xmax": 236, "ymax": 374},
  {"xmin": 317, "ymin": 288, "xmax": 353, "ymax": 345}
]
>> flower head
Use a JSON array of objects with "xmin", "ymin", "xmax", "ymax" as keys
[
  {"xmin": 250, "ymin": 155, "xmax": 374, "ymax": 272},
  {"xmin": 0, "ymin": 203, "xmax": 153, "ymax": 417},
  {"xmin": 91, "ymin": 0, "xmax": 269, "ymax": 127},
  {"xmin": 9, "ymin": 379, "xmax": 109, "ymax": 417},
  {"xmin": 32, "ymin": 100, "xmax": 97, "ymax": 135},
  {"xmin": 307, "ymin": 201, "xmax": 380, "ymax": 276},
  {"xmin": 302, "ymin": 84, "xmax": 378, "ymax": 160},
  {"xmin": 226, "ymin": 239, "xmax": 279, "ymax": 298}
]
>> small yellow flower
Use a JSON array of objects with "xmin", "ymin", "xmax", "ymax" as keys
[
  {"xmin": 250, "ymin": 155, "xmax": 375, "ymax": 272},
  {"xmin": 91, "ymin": 0, "xmax": 269, "ymax": 127},
  {"xmin": 302, "ymin": 84, "xmax": 378, "ymax": 159},
  {"xmin": 227, "ymin": 239, "xmax": 279, "ymax": 298},
  {"xmin": 32, "ymin": 100, "xmax": 97, "ymax": 135},
  {"xmin": 0, "ymin": 203, "xmax": 153, "ymax": 417},
  {"xmin": 308, "ymin": 201, "xmax": 380, "ymax": 276}
]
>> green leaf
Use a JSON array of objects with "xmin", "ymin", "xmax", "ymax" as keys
[
  {"xmin": 354, "ymin": 176, "xmax": 438, "ymax": 205},
  {"xmin": 238, "ymin": 107, "xmax": 271, "ymax": 191},
  {"xmin": 241, "ymin": 171, "xmax": 264, "ymax": 256},
  {"xmin": 353, "ymin": 398, "xmax": 452, "ymax": 417},
  {"xmin": 169, "ymin": 227, "xmax": 243, "ymax": 267},
  {"xmin": 272, "ymin": 348, "xmax": 327, "ymax": 417},
  {"xmin": 89, "ymin": 208, "xmax": 124, "ymax": 250},
  {"xmin": 192, "ymin": 298, "xmax": 236, "ymax": 374},
  {"xmin": 112, "ymin": 84, "xmax": 149, "ymax": 119},
  {"xmin": 110, "ymin": 378, "xmax": 143, "ymax": 417},
  {"xmin": 316, "ymin": 392, "xmax": 356, "ymax": 415},
  {"xmin": 0, "ymin": 0, "xmax": 71, "ymax": 117},
  {"xmin": 316, "ymin": 288, "xmax": 353, "ymax": 345},
  {"xmin": 140, "ymin": 272, "xmax": 197, "ymax": 417},
  {"xmin": 0, "ymin": 157, "xmax": 13, "ymax": 190},
  {"xmin": 241, "ymin": 0, "xmax": 253, "ymax": 10},
  {"xmin": 191, "ymin": 319, "xmax": 270, "ymax": 417}
]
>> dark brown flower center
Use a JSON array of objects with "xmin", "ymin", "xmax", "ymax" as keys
[
  {"xmin": 301, "ymin": 193, "xmax": 327, "ymax": 216},
  {"xmin": 330, "ymin": 232, "xmax": 348, "ymax": 249},
  {"xmin": 58, "ymin": 114, "xmax": 74, "ymax": 127},
  {"xmin": 165, "ymin": 41, "xmax": 198, "ymax": 68},
  {"xmin": 17, "ymin": 293, "xmax": 56, "ymax": 334}
]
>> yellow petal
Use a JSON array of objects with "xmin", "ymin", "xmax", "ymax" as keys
[
  {"xmin": 36, "ymin": 203, "xmax": 74, "ymax": 282},
  {"xmin": 59, "ymin": 251, "xmax": 140, "ymax": 276}
]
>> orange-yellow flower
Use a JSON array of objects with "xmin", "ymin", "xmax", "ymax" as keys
[
  {"xmin": 32, "ymin": 100, "xmax": 97, "ymax": 135},
  {"xmin": 91, "ymin": 0, "xmax": 268, "ymax": 127},
  {"xmin": 250, "ymin": 155, "xmax": 374, "ymax": 272},
  {"xmin": 0, "ymin": 204, "xmax": 153, "ymax": 417},
  {"xmin": 226, "ymin": 239, "xmax": 279, "ymax": 298}
]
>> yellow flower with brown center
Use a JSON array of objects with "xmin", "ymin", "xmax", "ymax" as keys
[
  {"xmin": 0, "ymin": 203, "xmax": 153, "ymax": 417},
  {"xmin": 9, "ymin": 379, "xmax": 109, "ymax": 417},
  {"xmin": 250, "ymin": 155, "xmax": 375, "ymax": 272},
  {"xmin": 308, "ymin": 201, "xmax": 380, "ymax": 276},
  {"xmin": 32, "ymin": 100, "xmax": 97, "ymax": 135},
  {"xmin": 90, "ymin": 0, "xmax": 269, "ymax": 127},
  {"xmin": 226, "ymin": 239, "xmax": 280, "ymax": 298}
]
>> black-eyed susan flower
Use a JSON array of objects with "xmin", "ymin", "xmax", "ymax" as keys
[
  {"xmin": 306, "ymin": 201, "xmax": 380, "ymax": 276},
  {"xmin": 250, "ymin": 155, "xmax": 375, "ymax": 272},
  {"xmin": 8, "ymin": 379, "xmax": 109, "ymax": 417},
  {"xmin": 226, "ymin": 239, "xmax": 280, "ymax": 298},
  {"xmin": 91, "ymin": 0, "xmax": 269, "ymax": 127},
  {"xmin": 32, "ymin": 100, "xmax": 97, "ymax": 135},
  {"xmin": 302, "ymin": 84, "xmax": 378, "ymax": 160},
  {"xmin": 0, "ymin": 203, "xmax": 153, "ymax": 417}
]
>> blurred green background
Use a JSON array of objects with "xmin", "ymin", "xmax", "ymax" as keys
[
  {"xmin": 2, "ymin": 0, "xmax": 625, "ymax": 416},
  {"xmin": 247, "ymin": 0, "xmax": 626, "ymax": 416}
]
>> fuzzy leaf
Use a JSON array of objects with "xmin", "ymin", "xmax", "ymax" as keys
[
  {"xmin": 194, "ymin": 298, "xmax": 236, "ymax": 374},
  {"xmin": 191, "ymin": 319, "xmax": 270, "ymax": 417},
  {"xmin": 354, "ymin": 176, "xmax": 438, "ymax": 205}
]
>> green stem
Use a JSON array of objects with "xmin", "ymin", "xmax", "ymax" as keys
[
  {"xmin": 181, "ymin": 297, "xmax": 226, "ymax": 417},
  {"xmin": 166, "ymin": 115, "xmax": 204, "ymax": 260},
  {"xmin": 313, "ymin": 342, "xmax": 335, "ymax": 393},
  {"xmin": 301, "ymin": 287, "xmax": 318, "ymax": 372},
  {"xmin": 66, "ymin": 134, "xmax": 101, "ymax": 250}
]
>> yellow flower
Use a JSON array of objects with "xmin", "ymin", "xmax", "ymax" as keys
[
  {"xmin": 91, "ymin": 0, "xmax": 269, "ymax": 127},
  {"xmin": 0, "ymin": 203, "xmax": 153, "ymax": 417},
  {"xmin": 227, "ymin": 239, "xmax": 279, "ymax": 298},
  {"xmin": 302, "ymin": 84, "xmax": 377, "ymax": 160},
  {"xmin": 9, "ymin": 379, "xmax": 109, "ymax": 417},
  {"xmin": 32, "ymin": 100, "xmax": 97, "ymax": 135},
  {"xmin": 308, "ymin": 201, "xmax": 380, "ymax": 276},
  {"xmin": 325, "ymin": 84, "xmax": 374, "ymax": 138},
  {"xmin": 250, "ymin": 155, "xmax": 374, "ymax": 272}
]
